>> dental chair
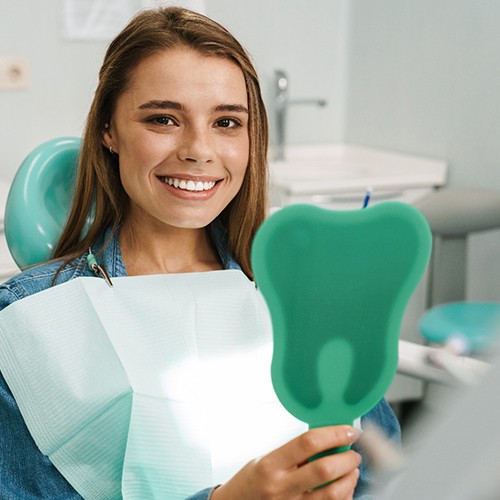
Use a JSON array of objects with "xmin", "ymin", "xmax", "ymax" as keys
[
  {"xmin": 4, "ymin": 137, "xmax": 81, "ymax": 268},
  {"xmin": 415, "ymin": 187, "xmax": 500, "ymax": 355}
]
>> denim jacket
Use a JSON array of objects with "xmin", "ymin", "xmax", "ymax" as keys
[{"xmin": 0, "ymin": 225, "xmax": 400, "ymax": 499}]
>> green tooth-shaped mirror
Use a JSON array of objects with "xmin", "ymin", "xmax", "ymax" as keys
[{"xmin": 251, "ymin": 202, "xmax": 431, "ymax": 430}]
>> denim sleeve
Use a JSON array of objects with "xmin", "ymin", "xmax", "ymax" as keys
[
  {"xmin": 0, "ymin": 372, "xmax": 83, "ymax": 499},
  {"xmin": 186, "ymin": 486, "xmax": 218, "ymax": 499},
  {"xmin": 353, "ymin": 398, "xmax": 401, "ymax": 498},
  {"xmin": 0, "ymin": 285, "xmax": 19, "ymax": 312}
]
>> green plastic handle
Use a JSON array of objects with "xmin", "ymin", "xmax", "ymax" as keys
[
  {"xmin": 4, "ymin": 137, "xmax": 81, "ymax": 268},
  {"xmin": 251, "ymin": 202, "xmax": 431, "ymax": 428}
]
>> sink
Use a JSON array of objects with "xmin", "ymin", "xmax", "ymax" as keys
[{"xmin": 269, "ymin": 143, "xmax": 447, "ymax": 198}]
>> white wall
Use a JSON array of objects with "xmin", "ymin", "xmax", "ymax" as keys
[
  {"xmin": 343, "ymin": 0, "xmax": 500, "ymax": 301},
  {"xmin": 0, "ymin": 0, "xmax": 107, "ymax": 275},
  {"xmin": 207, "ymin": 0, "xmax": 349, "ymax": 150},
  {"xmin": 0, "ymin": 1, "xmax": 110, "ymax": 183},
  {"xmin": 344, "ymin": 0, "xmax": 500, "ymax": 190}
]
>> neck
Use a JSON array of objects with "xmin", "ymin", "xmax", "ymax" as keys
[{"xmin": 119, "ymin": 220, "xmax": 223, "ymax": 276}]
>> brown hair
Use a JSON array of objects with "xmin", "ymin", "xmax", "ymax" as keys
[{"xmin": 54, "ymin": 6, "xmax": 268, "ymax": 279}]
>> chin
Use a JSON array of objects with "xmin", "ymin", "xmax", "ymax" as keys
[{"xmin": 167, "ymin": 217, "xmax": 217, "ymax": 230}]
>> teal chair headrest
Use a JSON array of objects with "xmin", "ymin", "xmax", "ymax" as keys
[{"xmin": 5, "ymin": 137, "xmax": 81, "ymax": 268}]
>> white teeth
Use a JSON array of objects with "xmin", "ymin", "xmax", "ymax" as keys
[{"xmin": 162, "ymin": 177, "xmax": 216, "ymax": 192}]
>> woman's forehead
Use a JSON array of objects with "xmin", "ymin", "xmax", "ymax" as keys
[{"xmin": 120, "ymin": 47, "xmax": 248, "ymax": 106}]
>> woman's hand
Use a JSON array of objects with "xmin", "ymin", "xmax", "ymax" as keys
[{"xmin": 211, "ymin": 425, "xmax": 362, "ymax": 499}]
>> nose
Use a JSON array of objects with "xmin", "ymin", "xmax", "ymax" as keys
[{"xmin": 177, "ymin": 125, "xmax": 214, "ymax": 164}]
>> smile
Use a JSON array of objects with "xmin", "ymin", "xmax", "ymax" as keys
[{"xmin": 159, "ymin": 176, "xmax": 217, "ymax": 192}]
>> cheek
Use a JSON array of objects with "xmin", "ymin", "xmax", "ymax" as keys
[
  {"xmin": 224, "ymin": 136, "xmax": 250, "ymax": 176},
  {"xmin": 117, "ymin": 139, "xmax": 167, "ymax": 183},
  {"xmin": 115, "ymin": 123, "xmax": 167, "ymax": 159},
  {"xmin": 229, "ymin": 153, "xmax": 249, "ymax": 189},
  {"xmin": 122, "ymin": 138, "xmax": 157, "ymax": 162},
  {"xmin": 238, "ymin": 144, "xmax": 250, "ymax": 182},
  {"xmin": 117, "ymin": 147, "xmax": 154, "ymax": 197}
]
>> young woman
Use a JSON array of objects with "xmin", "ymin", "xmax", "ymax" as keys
[{"xmin": 0, "ymin": 7, "xmax": 399, "ymax": 499}]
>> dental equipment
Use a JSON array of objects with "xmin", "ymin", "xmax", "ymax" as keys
[{"xmin": 396, "ymin": 339, "xmax": 490, "ymax": 387}]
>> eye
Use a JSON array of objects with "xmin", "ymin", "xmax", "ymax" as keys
[
  {"xmin": 216, "ymin": 118, "xmax": 240, "ymax": 128},
  {"xmin": 148, "ymin": 116, "xmax": 177, "ymax": 126}
]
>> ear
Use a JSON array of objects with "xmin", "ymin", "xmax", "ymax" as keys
[{"xmin": 102, "ymin": 123, "xmax": 113, "ymax": 150}]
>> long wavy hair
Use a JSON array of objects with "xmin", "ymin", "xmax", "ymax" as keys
[{"xmin": 53, "ymin": 6, "xmax": 268, "ymax": 279}]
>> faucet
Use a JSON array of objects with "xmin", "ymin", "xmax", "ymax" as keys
[{"xmin": 274, "ymin": 69, "xmax": 327, "ymax": 161}]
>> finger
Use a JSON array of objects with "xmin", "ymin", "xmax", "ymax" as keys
[
  {"xmin": 289, "ymin": 449, "xmax": 362, "ymax": 494},
  {"xmin": 270, "ymin": 426, "xmax": 361, "ymax": 468},
  {"xmin": 306, "ymin": 467, "xmax": 360, "ymax": 500}
]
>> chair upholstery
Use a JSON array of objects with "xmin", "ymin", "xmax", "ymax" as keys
[
  {"xmin": 4, "ymin": 137, "xmax": 80, "ymax": 268},
  {"xmin": 415, "ymin": 187, "xmax": 500, "ymax": 352}
]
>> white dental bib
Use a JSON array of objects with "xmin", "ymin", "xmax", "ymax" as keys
[{"xmin": 0, "ymin": 270, "xmax": 307, "ymax": 499}]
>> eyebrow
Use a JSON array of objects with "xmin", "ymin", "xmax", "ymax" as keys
[
  {"xmin": 138, "ymin": 100, "xmax": 183, "ymax": 110},
  {"xmin": 138, "ymin": 100, "xmax": 248, "ymax": 114},
  {"xmin": 214, "ymin": 104, "xmax": 249, "ymax": 114}
]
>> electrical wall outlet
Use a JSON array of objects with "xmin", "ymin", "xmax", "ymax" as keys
[{"xmin": 0, "ymin": 57, "xmax": 30, "ymax": 90}]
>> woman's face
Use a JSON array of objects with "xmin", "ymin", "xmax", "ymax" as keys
[{"xmin": 103, "ymin": 47, "xmax": 249, "ymax": 232}]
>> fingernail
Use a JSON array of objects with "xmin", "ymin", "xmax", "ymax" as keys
[{"xmin": 347, "ymin": 427, "xmax": 361, "ymax": 442}]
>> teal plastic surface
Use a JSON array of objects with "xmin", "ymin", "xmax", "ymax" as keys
[
  {"xmin": 251, "ymin": 202, "xmax": 432, "ymax": 428},
  {"xmin": 420, "ymin": 302, "xmax": 500, "ymax": 352},
  {"xmin": 4, "ymin": 137, "xmax": 81, "ymax": 268}
]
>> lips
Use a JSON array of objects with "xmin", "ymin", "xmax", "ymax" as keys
[{"xmin": 158, "ymin": 176, "xmax": 218, "ymax": 192}]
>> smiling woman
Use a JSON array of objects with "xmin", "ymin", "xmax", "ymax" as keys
[
  {"xmin": 0, "ymin": 6, "xmax": 400, "ymax": 500},
  {"xmin": 53, "ymin": 7, "xmax": 268, "ymax": 280}
]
